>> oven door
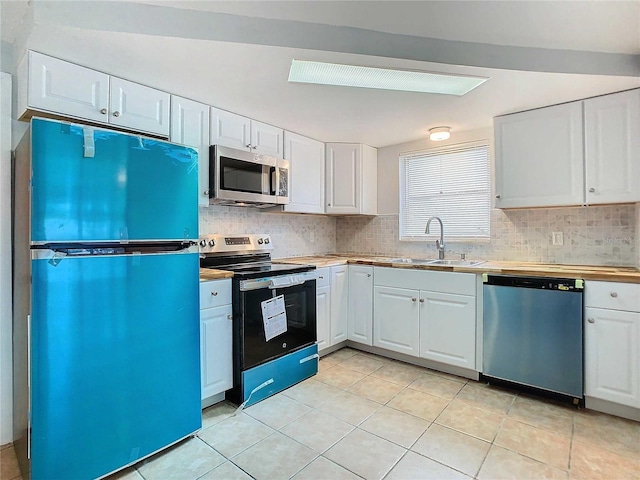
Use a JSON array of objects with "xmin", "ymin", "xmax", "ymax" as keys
[{"xmin": 238, "ymin": 277, "xmax": 316, "ymax": 370}]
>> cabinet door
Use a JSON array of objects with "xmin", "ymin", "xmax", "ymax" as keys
[
  {"xmin": 251, "ymin": 120, "xmax": 284, "ymax": 158},
  {"xmin": 316, "ymin": 285, "xmax": 331, "ymax": 352},
  {"xmin": 283, "ymin": 131, "xmax": 325, "ymax": 213},
  {"xmin": 170, "ymin": 96, "xmax": 210, "ymax": 206},
  {"xmin": 210, "ymin": 107, "xmax": 251, "ymax": 151},
  {"xmin": 494, "ymin": 102, "xmax": 584, "ymax": 208},
  {"xmin": 419, "ymin": 291, "xmax": 476, "ymax": 369},
  {"xmin": 109, "ymin": 77, "xmax": 170, "ymax": 136},
  {"xmin": 326, "ymin": 143, "xmax": 361, "ymax": 214},
  {"xmin": 584, "ymin": 307, "xmax": 640, "ymax": 408},
  {"xmin": 330, "ymin": 265, "xmax": 349, "ymax": 345},
  {"xmin": 348, "ymin": 265, "xmax": 373, "ymax": 345},
  {"xmin": 201, "ymin": 304, "xmax": 233, "ymax": 400},
  {"xmin": 27, "ymin": 51, "xmax": 110, "ymax": 123},
  {"xmin": 373, "ymin": 285, "xmax": 420, "ymax": 356},
  {"xmin": 584, "ymin": 89, "xmax": 640, "ymax": 205}
]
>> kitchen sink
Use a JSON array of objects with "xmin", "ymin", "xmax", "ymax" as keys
[
  {"xmin": 389, "ymin": 258, "xmax": 485, "ymax": 267},
  {"xmin": 426, "ymin": 259, "xmax": 486, "ymax": 267},
  {"xmin": 389, "ymin": 258, "xmax": 434, "ymax": 265}
]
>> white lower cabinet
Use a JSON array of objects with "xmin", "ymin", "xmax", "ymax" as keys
[
  {"xmin": 419, "ymin": 291, "xmax": 476, "ymax": 369},
  {"xmin": 330, "ymin": 265, "xmax": 349, "ymax": 344},
  {"xmin": 316, "ymin": 265, "xmax": 348, "ymax": 353},
  {"xmin": 373, "ymin": 267, "xmax": 477, "ymax": 369},
  {"xmin": 348, "ymin": 265, "xmax": 374, "ymax": 345},
  {"xmin": 199, "ymin": 279, "xmax": 233, "ymax": 405},
  {"xmin": 374, "ymin": 285, "xmax": 420, "ymax": 356},
  {"xmin": 584, "ymin": 281, "xmax": 640, "ymax": 409}
]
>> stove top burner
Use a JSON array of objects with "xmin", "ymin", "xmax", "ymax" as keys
[{"xmin": 199, "ymin": 233, "xmax": 314, "ymax": 279}]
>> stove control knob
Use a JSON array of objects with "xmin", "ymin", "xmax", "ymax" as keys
[
  {"xmin": 199, "ymin": 239, "xmax": 207, "ymax": 247},
  {"xmin": 264, "ymin": 238, "xmax": 270, "ymax": 244},
  {"xmin": 208, "ymin": 239, "xmax": 216, "ymax": 247},
  {"xmin": 257, "ymin": 238, "xmax": 264, "ymax": 244}
]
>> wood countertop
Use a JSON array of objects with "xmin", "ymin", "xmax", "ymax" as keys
[
  {"xmin": 199, "ymin": 268, "xmax": 234, "ymax": 281},
  {"xmin": 274, "ymin": 255, "xmax": 640, "ymax": 283}
]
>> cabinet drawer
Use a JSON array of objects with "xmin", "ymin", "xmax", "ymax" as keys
[
  {"xmin": 315, "ymin": 267, "xmax": 330, "ymax": 288},
  {"xmin": 199, "ymin": 279, "xmax": 232, "ymax": 309},
  {"xmin": 585, "ymin": 281, "xmax": 640, "ymax": 312}
]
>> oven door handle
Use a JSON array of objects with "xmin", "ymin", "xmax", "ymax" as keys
[{"xmin": 239, "ymin": 272, "xmax": 314, "ymax": 292}]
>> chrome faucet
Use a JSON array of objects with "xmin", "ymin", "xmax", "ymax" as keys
[{"xmin": 425, "ymin": 217, "xmax": 445, "ymax": 260}]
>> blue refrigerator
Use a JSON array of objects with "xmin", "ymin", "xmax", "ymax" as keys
[{"xmin": 13, "ymin": 118, "xmax": 202, "ymax": 479}]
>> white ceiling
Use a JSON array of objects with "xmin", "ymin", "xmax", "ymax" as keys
[{"xmin": 2, "ymin": 1, "xmax": 639, "ymax": 148}]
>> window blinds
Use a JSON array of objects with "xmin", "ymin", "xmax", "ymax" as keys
[{"xmin": 399, "ymin": 142, "xmax": 490, "ymax": 241}]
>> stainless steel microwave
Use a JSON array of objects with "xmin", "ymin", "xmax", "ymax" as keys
[{"xmin": 209, "ymin": 145, "xmax": 289, "ymax": 207}]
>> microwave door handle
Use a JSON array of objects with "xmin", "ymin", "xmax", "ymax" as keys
[{"xmin": 269, "ymin": 166, "xmax": 277, "ymax": 195}]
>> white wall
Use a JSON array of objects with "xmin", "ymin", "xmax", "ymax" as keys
[
  {"xmin": 0, "ymin": 72, "xmax": 13, "ymax": 445},
  {"xmin": 377, "ymin": 127, "xmax": 493, "ymax": 215}
]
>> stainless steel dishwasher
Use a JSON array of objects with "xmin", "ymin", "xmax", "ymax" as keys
[{"xmin": 482, "ymin": 275, "xmax": 584, "ymax": 402}]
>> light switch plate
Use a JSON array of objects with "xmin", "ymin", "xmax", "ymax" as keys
[{"xmin": 552, "ymin": 231, "xmax": 564, "ymax": 246}]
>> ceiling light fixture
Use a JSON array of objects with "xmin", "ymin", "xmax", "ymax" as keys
[
  {"xmin": 288, "ymin": 60, "xmax": 488, "ymax": 96},
  {"xmin": 429, "ymin": 127, "xmax": 451, "ymax": 141}
]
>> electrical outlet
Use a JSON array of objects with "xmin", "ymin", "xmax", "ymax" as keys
[{"xmin": 552, "ymin": 231, "xmax": 564, "ymax": 246}]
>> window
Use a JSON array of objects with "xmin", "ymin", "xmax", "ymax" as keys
[{"xmin": 399, "ymin": 141, "xmax": 490, "ymax": 241}]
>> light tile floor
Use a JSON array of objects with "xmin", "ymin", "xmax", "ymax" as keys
[{"xmin": 2, "ymin": 347, "xmax": 639, "ymax": 480}]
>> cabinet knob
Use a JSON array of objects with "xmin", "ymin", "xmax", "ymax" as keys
[
  {"xmin": 113, "ymin": 111, "xmax": 121, "ymax": 117},
  {"xmin": 589, "ymin": 188, "xmax": 595, "ymax": 193},
  {"xmin": 419, "ymin": 298, "xmax": 425, "ymax": 303},
  {"xmin": 588, "ymin": 318, "xmax": 595, "ymax": 323},
  {"xmin": 227, "ymin": 314, "xmax": 232, "ymax": 320},
  {"xmin": 367, "ymin": 273, "xmax": 372, "ymax": 277},
  {"xmin": 495, "ymin": 194, "xmax": 501, "ymax": 199},
  {"xmin": 100, "ymin": 108, "xmax": 107, "ymax": 114},
  {"xmin": 319, "ymin": 276, "xmax": 324, "ymax": 279},
  {"xmin": 411, "ymin": 297, "xmax": 417, "ymax": 302},
  {"xmin": 610, "ymin": 292, "xmax": 618, "ymax": 298},
  {"xmin": 204, "ymin": 190, "xmax": 210, "ymax": 196},
  {"xmin": 246, "ymin": 144, "xmax": 252, "ymax": 149},
  {"xmin": 211, "ymin": 291, "xmax": 218, "ymax": 296}
]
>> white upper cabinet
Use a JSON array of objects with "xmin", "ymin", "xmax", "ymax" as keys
[
  {"xmin": 495, "ymin": 88, "xmax": 640, "ymax": 209},
  {"xmin": 109, "ymin": 77, "xmax": 170, "ymax": 137},
  {"xmin": 494, "ymin": 101, "xmax": 585, "ymax": 208},
  {"xmin": 210, "ymin": 107, "xmax": 251, "ymax": 151},
  {"xmin": 325, "ymin": 143, "xmax": 377, "ymax": 215},
  {"xmin": 251, "ymin": 120, "xmax": 284, "ymax": 158},
  {"xmin": 170, "ymin": 95, "xmax": 210, "ymax": 206},
  {"xmin": 210, "ymin": 107, "xmax": 283, "ymax": 158},
  {"xmin": 584, "ymin": 89, "xmax": 640, "ymax": 205},
  {"xmin": 283, "ymin": 131, "xmax": 325, "ymax": 214},
  {"xmin": 19, "ymin": 51, "xmax": 170, "ymax": 137},
  {"xmin": 21, "ymin": 51, "xmax": 110, "ymax": 124}
]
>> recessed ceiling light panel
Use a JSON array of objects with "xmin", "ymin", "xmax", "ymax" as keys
[{"xmin": 288, "ymin": 60, "xmax": 488, "ymax": 96}]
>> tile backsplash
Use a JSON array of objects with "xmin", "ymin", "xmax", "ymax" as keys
[
  {"xmin": 336, "ymin": 205, "xmax": 639, "ymax": 267},
  {"xmin": 200, "ymin": 204, "xmax": 639, "ymax": 266},
  {"xmin": 199, "ymin": 206, "xmax": 336, "ymax": 258}
]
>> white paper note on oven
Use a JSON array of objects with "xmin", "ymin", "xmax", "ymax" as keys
[{"xmin": 261, "ymin": 294, "xmax": 288, "ymax": 341}]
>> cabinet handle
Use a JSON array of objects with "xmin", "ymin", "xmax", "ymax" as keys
[
  {"xmin": 211, "ymin": 291, "xmax": 218, "ymax": 296},
  {"xmin": 411, "ymin": 297, "xmax": 417, "ymax": 302},
  {"xmin": 495, "ymin": 194, "xmax": 501, "ymax": 199},
  {"xmin": 227, "ymin": 314, "xmax": 232, "ymax": 320},
  {"xmin": 610, "ymin": 292, "xmax": 618, "ymax": 298},
  {"xmin": 367, "ymin": 273, "xmax": 372, "ymax": 277},
  {"xmin": 589, "ymin": 188, "xmax": 595, "ymax": 193},
  {"xmin": 587, "ymin": 318, "xmax": 595, "ymax": 323},
  {"xmin": 419, "ymin": 298, "xmax": 425, "ymax": 303},
  {"xmin": 100, "ymin": 108, "xmax": 107, "ymax": 114},
  {"xmin": 319, "ymin": 276, "xmax": 324, "ymax": 279},
  {"xmin": 113, "ymin": 111, "xmax": 121, "ymax": 117}
]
